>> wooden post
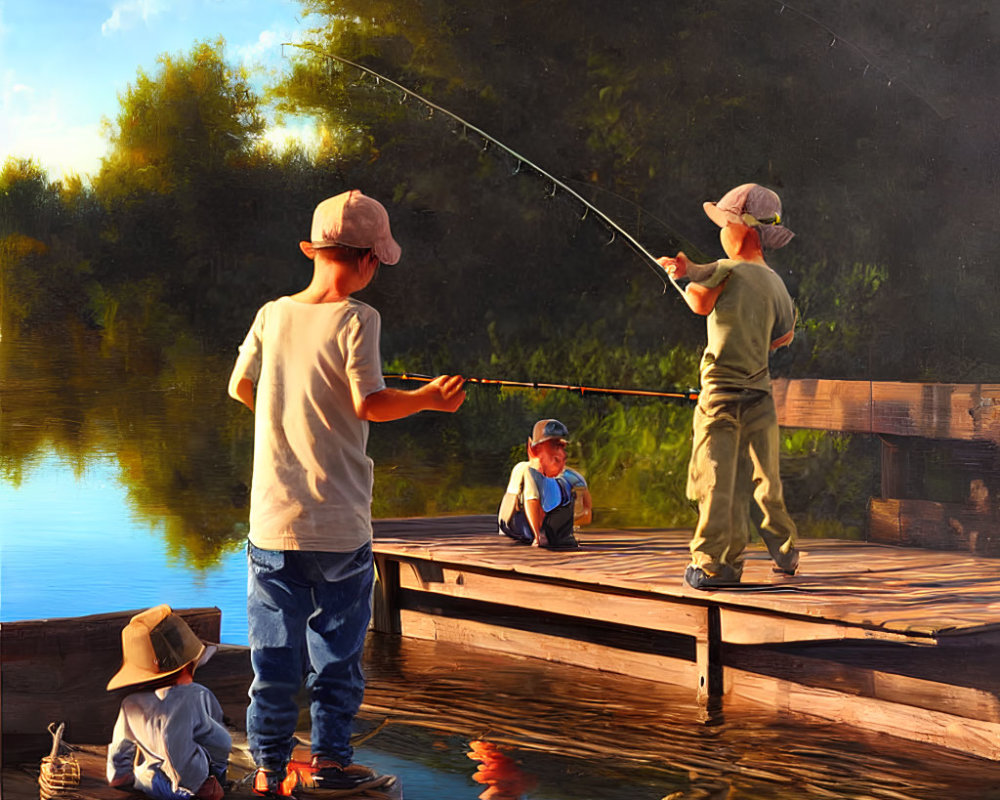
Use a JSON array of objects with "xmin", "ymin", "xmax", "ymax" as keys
[
  {"xmin": 372, "ymin": 555, "xmax": 401, "ymax": 635},
  {"xmin": 879, "ymin": 434, "xmax": 911, "ymax": 499},
  {"xmin": 695, "ymin": 605, "xmax": 723, "ymax": 706}
]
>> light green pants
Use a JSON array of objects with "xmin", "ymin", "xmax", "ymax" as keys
[{"xmin": 686, "ymin": 388, "xmax": 797, "ymax": 578}]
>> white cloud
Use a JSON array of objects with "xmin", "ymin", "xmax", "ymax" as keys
[
  {"xmin": 234, "ymin": 28, "xmax": 279, "ymax": 64},
  {"xmin": 232, "ymin": 25, "xmax": 302, "ymax": 73},
  {"xmin": 101, "ymin": 0, "xmax": 166, "ymax": 36},
  {"xmin": 0, "ymin": 69, "xmax": 106, "ymax": 179}
]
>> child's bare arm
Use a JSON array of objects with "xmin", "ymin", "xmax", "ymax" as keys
[
  {"xmin": 575, "ymin": 488, "xmax": 594, "ymax": 526},
  {"xmin": 657, "ymin": 253, "xmax": 728, "ymax": 315},
  {"xmin": 232, "ymin": 378, "xmax": 255, "ymax": 412},
  {"xmin": 524, "ymin": 497, "xmax": 548, "ymax": 547},
  {"xmin": 355, "ymin": 374, "xmax": 465, "ymax": 422}
]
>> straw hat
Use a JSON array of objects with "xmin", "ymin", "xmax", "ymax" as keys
[{"xmin": 107, "ymin": 605, "xmax": 217, "ymax": 691}]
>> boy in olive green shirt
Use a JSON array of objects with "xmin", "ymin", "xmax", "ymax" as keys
[{"xmin": 659, "ymin": 183, "xmax": 799, "ymax": 589}]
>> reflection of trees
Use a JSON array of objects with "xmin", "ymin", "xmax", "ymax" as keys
[{"xmin": 0, "ymin": 324, "xmax": 252, "ymax": 567}]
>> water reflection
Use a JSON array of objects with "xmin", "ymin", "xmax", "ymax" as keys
[
  {"xmin": 0, "ymin": 328, "xmax": 691, "ymax": 572},
  {"xmin": 467, "ymin": 740, "xmax": 537, "ymax": 800},
  {"xmin": 359, "ymin": 635, "xmax": 1000, "ymax": 800}
]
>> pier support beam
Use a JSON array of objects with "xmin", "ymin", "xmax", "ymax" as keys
[
  {"xmin": 696, "ymin": 605, "xmax": 723, "ymax": 705},
  {"xmin": 372, "ymin": 555, "xmax": 401, "ymax": 634}
]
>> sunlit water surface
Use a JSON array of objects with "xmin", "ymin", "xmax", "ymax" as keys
[
  {"xmin": 1, "ymin": 451, "xmax": 251, "ymax": 642},
  {"xmin": 4, "ymin": 454, "xmax": 1000, "ymax": 799}
]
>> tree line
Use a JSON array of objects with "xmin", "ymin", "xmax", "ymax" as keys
[{"xmin": 5, "ymin": 0, "xmax": 995, "ymax": 561}]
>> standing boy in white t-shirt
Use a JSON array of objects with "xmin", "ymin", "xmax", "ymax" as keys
[{"xmin": 228, "ymin": 190, "xmax": 465, "ymax": 797}]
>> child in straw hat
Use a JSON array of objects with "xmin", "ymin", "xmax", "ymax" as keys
[{"xmin": 106, "ymin": 605, "xmax": 231, "ymax": 800}]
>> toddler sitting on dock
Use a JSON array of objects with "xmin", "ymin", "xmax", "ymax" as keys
[
  {"xmin": 106, "ymin": 605, "xmax": 231, "ymax": 800},
  {"xmin": 498, "ymin": 418, "xmax": 592, "ymax": 550}
]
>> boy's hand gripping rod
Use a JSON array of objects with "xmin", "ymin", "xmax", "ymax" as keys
[{"xmin": 282, "ymin": 44, "xmax": 687, "ymax": 298}]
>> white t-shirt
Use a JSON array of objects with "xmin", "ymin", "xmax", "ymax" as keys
[
  {"xmin": 228, "ymin": 296, "xmax": 386, "ymax": 552},
  {"xmin": 499, "ymin": 462, "xmax": 587, "ymax": 521}
]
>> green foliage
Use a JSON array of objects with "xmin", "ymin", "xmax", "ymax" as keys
[
  {"xmin": 6, "ymin": 1, "xmax": 998, "ymax": 563},
  {"xmin": 99, "ymin": 38, "xmax": 264, "ymax": 195},
  {"xmin": 795, "ymin": 260, "xmax": 889, "ymax": 378}
]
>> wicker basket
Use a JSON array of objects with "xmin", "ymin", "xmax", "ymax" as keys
[{"xmin": 38, "ymin": 722, "xmax": 81, "ymax": 800}]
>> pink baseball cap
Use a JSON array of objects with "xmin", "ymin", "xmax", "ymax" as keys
[
  {"xmin": 703, "ymin": 183, "xmax": 794, "ymax": 250},
  {"xmin": 310, "ymin": 189, "xmax": 402, "ymax": 265}
]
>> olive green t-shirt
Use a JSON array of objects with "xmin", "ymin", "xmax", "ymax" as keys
[{"xmin": 697, "ymin": 258, "xmax": 796, "ymax": 394}]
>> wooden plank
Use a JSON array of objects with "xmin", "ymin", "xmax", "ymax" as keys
[
  {"xmin": 773, "ymin": 378, "xmax": 1000, "ymax": 443},
  {"xmin": 719, "ymin": 606, "xmax": 934, "ymax": 645},
  {"xmin": 397, "ymin": 609, "xmax": 700, "ymax": 686},
  {"xmin": 773, "ymin": 378, "xmax": 873, "ymax": 433},
  {"xmin": 725, "ymin": 668, "xmax": 1000, "ymax": 761},
  {"xmin": 870, "ymin": 497, "xmax": 1000, "ymax": 554},
  {"xmin": 869, "ymin": 497, "xmax": 902, "ymax": 544},
  {"xmin": 1, "ymin": 607, "xmax": 221, "ymax": 661},
  {"xmin": 726, "ymin": 643, "xmax": 1000, "ymax": 722},
  {"xmin": 396, "ymin": 559, "xmax": 708, "ymax": 638}
]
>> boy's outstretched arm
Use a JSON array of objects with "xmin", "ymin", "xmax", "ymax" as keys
[
  {"xmin": 657, "ymin": 253, "xmax": 727, "ymax": 316},
  {"xmin": 355, "ymin": 374, "xmax": 466, "ymax": 422}
]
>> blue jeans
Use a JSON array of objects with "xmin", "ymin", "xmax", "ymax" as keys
[
  {"xmin": 246, "ymin": 542, "xmax": 374, "ymax": 772},
  {"xmin": 147, "ymin": 766, "xmax": 226, "ymax": 800}
]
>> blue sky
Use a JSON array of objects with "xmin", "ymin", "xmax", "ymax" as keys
[{"xmin": 0, "ymin": 0, "xmax": 309, "ymax": 180}]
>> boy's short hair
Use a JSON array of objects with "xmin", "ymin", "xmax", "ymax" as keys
[{"xmin": 311, "ymin": 190, "xmax": 402, "ymax": 265}]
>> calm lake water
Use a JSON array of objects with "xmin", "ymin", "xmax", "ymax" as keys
[
  {"xmin": 1, "ymin": 450, "xmax": 251, "ymax": 642},
  {"xmin": 4, "ymin": 335, "xmax": 1000, "ymax": 799}
]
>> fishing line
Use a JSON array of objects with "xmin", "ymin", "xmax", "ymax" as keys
[
  {"xmin": 563, "ymin": 178, "xmax": 711, "ymax": 263},
  {"xmin": 768, "ymin": 1, "xmax": 945, "ymax": 119},
  {"xmin": 281, "ymin": 43, "xmax": 687, "ymax": 298},
  {"xmin": 384, "ymin": 372, "xmax": 699, "ymax": 403}
]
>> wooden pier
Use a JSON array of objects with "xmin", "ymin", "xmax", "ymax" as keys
[{"xmin": 371, "ymin": 515, "xmax": 1000, "ymax": 761}]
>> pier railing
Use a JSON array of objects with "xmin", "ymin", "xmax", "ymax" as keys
[{"xmin": 773, "ymin": 379, "xmax": 1000, "ymax": 554}]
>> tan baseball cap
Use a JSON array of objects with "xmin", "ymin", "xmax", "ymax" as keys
[
  {"xmin": 703, "ymin": 183, "xmax": 794, "ymax": 250},
  {"xmin": 107, "ymin": 605, "xmax": 217, "ymax": 691},
  {"xmin": 310, "ymin": 189, "xmax": 402, "ymax": 265}
]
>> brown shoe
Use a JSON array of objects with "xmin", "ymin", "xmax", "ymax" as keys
[
  {"xmin": 772, "ymin": 547, "xmax": 800, "ymax": 576},
  {"xmin": 301, "ymin": 758, "xmax": 393, "ymax": 795}
]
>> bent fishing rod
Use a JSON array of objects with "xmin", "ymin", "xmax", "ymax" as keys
[
  {"xmin": 384, "ymin": 372, "xmax": 699, "ymax": 402},
  {"xmin": 282, "ymin": 44, "xmax": 687, "ymax": 299}
]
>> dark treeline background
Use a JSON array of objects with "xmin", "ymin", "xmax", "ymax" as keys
[{"xmin": 2, "ymin": 0, "xmax": 997, "ymax": 564}]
